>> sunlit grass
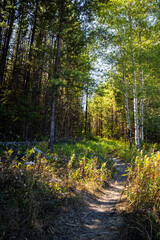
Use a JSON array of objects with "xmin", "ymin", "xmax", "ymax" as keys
[
  {"xmin": 1, "ymin": 139, "xmax": 160, "ymax": 239},
  {"xmin": 0, "ymin": 139, "xmax": 116, "ymax": 237},
  {"xmin": 126, "ymin": 151, "xmax": 160, "ymax": 239},
  {"xmin": 36, "ymin": 138, "xmax": 139, "ymax": 163}
]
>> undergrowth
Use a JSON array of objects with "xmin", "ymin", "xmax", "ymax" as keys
[
  {"xmin": 36, "ymin": 138, "xmax": 139, "ymax": 162},
  {"xmin": 0, "ymin": 139, "xmax": 116, "ymax": 239},
  {"xmin": 1, "ymin": 139, "xmax": 160, "ymax": 239},
  {"xmin": 126, "ymin": 151, "xmax": 160, "ymax": 240}
]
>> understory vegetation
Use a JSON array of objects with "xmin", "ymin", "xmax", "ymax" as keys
[
  {"xmin": 0, "ymin": 139, "xmax": 160, "ymax": 239},
  {"xmin": 0, "ymin": 139, "xmax": 115, "ymax": 239},
  {"xmin": 126, "ymin": 151, "xmax": 160, "ymax": 240}
]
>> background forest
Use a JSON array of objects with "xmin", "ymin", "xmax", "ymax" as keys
[{"xmin": 0, "ymin": 0, "xmax": 160, "ymax": 147}]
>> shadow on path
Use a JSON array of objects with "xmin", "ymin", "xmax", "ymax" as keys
[{"xmin": 52, "ymin": 158, "xmax": 129, "ymax": 240}]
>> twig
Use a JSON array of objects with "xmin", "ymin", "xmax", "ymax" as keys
[
  {"xmin": 129, "ymin": 226, "xmax": 145, "ymax": 236},
  {"xmin": 81, "ymin": 211, "xmax": 92, "ymax": 220},
  {"xmin": 65, "ymin": 223, "xmax": 79, "ymax": 227}
]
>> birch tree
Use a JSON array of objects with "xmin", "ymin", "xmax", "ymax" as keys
[
  {"xmin": 128, "ymin": 3, "xmax": 140, "ymax": 148},
  {"xmin": 95, "ymin": 0, "xmax": 158, "ymax": 146},
  {"xmin": 122, "ymin": 60, "xmax": 132, "ymax": 148}
]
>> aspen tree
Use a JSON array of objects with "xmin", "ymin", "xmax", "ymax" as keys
[{"xmin": 128, "ymin": 3, "xmax": 140, "ymax": 148}]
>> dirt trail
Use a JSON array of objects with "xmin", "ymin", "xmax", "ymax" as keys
[{"xmin": 54, "ymin": 158, "xmax": 129, "ymax": 240}]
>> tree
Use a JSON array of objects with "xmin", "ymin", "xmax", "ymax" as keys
[{"xmin": 93, "ymin": 0, "xmax": 160, "ymax": 146}]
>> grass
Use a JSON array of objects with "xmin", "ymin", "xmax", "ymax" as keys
[
  {"xmin": 1, "ymin": 138, "xmax": 160, "ymax": 239},
  {"xmin": 125, "ymin": 151, "xmax": 160, "ymax": 240},
  {"xmin": 36, "ymin": 138, "xmax": 139, "ymax": 162},
  {"xmin": 0, "ymin": 139, "xmax": 118, "ymax": 239}
]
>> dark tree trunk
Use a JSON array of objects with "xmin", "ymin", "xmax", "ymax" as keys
[
  {"xmin": 25, "ymin": 0, "xmax": 38, "ymax": 94},
  {"xmin": 0, "ymin": 0, "xmax": 15, "ymax": 85},
  {"xmin": 49, "ymin": 0, "xmax": 65, "ymax": 150}
]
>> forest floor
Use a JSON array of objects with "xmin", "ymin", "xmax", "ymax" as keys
[
  {"xmin": 1, "ymin": 141, "xmax": 159, "ymax": 240},
  {"xmin": 53, "ymin": 158, "xmax": 130, "ymax": 240}
]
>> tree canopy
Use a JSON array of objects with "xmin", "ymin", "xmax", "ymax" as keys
[{"xmin": 0, "ymin": 0, "xmax": 160, "ymax": 146}]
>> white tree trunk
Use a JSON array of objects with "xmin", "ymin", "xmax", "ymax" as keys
[
  {"xmin": 129, "ymin": 5, "xmax": 140, "ymax": 148},
  {"xmin": 133, "ymin": 60, "xmax": 140, "ymax": 148},
  {"xmin": 139, "ymin": 27, "xmax": 144, "ymax": 143},
  {"xmin": 122, "ymin": 63, "xmax": 132, "ymax": 148}
]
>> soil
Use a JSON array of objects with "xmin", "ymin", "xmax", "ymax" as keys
[{"xmin": 53, "ymin": 158, "xmax": 130, "ymax": 240}]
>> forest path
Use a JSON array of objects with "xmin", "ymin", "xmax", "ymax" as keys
[{"xmin": 54, "ymin": 158, "xmax": 129, "ymax": 240}]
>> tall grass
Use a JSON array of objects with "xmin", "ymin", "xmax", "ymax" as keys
[
  {"xmin": 126, "ymin": 151, "xmax": 160, "ymax": 239},
  {"xmin": 1, "ymin": 139, "xmax": 159, "ymax": 239},
  {"xmin": 0, "ymin": 140, "xmax": 116, "ymax": 238}
]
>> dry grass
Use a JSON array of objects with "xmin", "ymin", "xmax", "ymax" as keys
[
  {"xmin": 125, "ymin": 151, "xmax": 160, "ymax": 240},
  {"xmin": 0, "ymin": 142, "xmax": 114, "ymax": 239}
]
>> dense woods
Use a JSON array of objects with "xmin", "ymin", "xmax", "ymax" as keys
[
  {"xmin": 1, "ymin": 0, "xmax": 160, "ymax": 148},
  {"xmin": 0, "ymin": 0, "xmax": 160, "ymax": 147},
  {"xmin": 0, "ymin": 0, "xmax": 95, "ymax": 145}
]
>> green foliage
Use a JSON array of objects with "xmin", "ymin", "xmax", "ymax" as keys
[
  {"xmin": 91, "ymin": 0, "xmax": 160, "ymax": 144},
  {"xmin": 1, "ymin": 139, "xmax": 160, "ymax": 239},
  {"xmin": 0, "ymin": 139, "xmax": 116, "ymax": 238},
  {"xmin": 0, "ymin": 0, "xmax": 95, "ymax": 141},
  {"xmin": 36, "ymin": 138, "xmax": 136, "ymax": 163}
]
